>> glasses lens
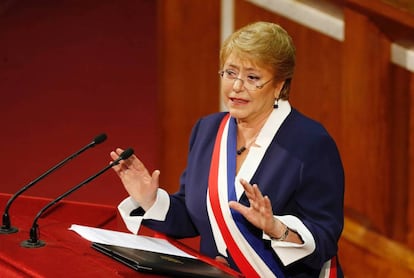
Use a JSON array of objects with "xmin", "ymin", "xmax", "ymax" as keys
[
  {"xmin": 244, "ymin": 82, "xmax": 257, "ymax": 91},
  {"xmin": 219, "ymin": 70, "xmax": 263, "ymax": 91}
]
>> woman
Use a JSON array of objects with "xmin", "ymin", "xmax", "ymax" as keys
[{"xmin": 111, "ymin": 21, "xmax": 344, "ymax": 277}]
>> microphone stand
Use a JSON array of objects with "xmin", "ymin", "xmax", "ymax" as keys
[
  {"xmin": 0, "ymin": 133, "xmax": 107, "ymax": 234},
  {"xmin": 21, "ymin": 148, "xmax": 134, "ymax": 248}
]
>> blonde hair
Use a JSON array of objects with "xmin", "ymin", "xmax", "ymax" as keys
[{"xmin": 220, "ymin": 21, "xmax": 296, "ymax": 99}]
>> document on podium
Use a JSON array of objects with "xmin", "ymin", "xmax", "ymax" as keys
[
  {"xmin": 70, "ymin": 224, "xmax": 243, "ymax": 278},
  {"xmin": 70, "ymin": 224, "xmax": 193, "ymax": 258}
]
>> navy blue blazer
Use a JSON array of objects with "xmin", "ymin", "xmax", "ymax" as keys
[{"xmin": 143, "ymin": 108, "xmax": 344, "ymax": 277}]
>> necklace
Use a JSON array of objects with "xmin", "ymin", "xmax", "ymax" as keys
[
  {"xmin": 236, "ymin": 132, "xmax": 260, "ymax": 155},
  {"xmin": 236, "ymin": 115, "xmax": 269, "ymax": 156},
  {"xmin": 236, "ymin": 146, "xmax": 246, "ymax": 155}
]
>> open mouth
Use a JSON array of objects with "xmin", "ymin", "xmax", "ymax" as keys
[{"xmin": 230, "ymin": 97, "xmax": 249, "ymax": 105}]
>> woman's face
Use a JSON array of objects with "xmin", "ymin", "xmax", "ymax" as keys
[{"xmin": 221, "ymin": 52, "xmax": 283, "ymax": 123}]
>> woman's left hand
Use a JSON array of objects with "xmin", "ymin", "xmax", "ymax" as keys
[{"xmin": 229, "ymin": 179, "xmax": 283, "ymax": 237}]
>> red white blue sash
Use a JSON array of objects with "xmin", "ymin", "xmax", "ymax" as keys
[
  {"xmin": 207, "ymin": 113, "xmax": 284, "ymax": 277},
  {"xmin": 320, "ymin": 256, "xmax": 338, "ymax": 278}
]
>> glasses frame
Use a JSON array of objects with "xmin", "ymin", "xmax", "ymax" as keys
[{"xmin": 218, "ymin": 70, "xmax": 274, "ymax": 91}]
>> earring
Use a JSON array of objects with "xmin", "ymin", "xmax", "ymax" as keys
[{"xmin": 273, "ymin": 98, "xmax": 279, "ymax": 109}]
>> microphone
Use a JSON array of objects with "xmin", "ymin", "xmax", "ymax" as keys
[
  {"xmin": 21, "ymin": 148, "xmax": 134, "ymax": 248},
  {"xmin": 0, "ymin": 133, "xmax": 107, "ymax": 234}
]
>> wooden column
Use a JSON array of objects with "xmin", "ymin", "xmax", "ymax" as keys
[{"xmin": 156, "ymin": 1, "xmax": 220, "ymax": 192}]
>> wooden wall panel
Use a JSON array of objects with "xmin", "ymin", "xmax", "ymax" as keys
[
  {"xmin": 408, "ymin": 74, "xmax": 414, "ymax": 249},
  {"xmin": 341, "ymin": 7, "xmax": 393, "ymax": 236},
  {"xmin": 389, "ymin": 65, "xmax": 411, "ymax": 242},
  {"xmin": 156, "ymin": 0, "xmax": 220, "ymax": 192}
]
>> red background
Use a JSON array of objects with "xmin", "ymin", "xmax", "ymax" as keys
[{"xmin": 0, "ymin": 0, "xmax": 159, "ymax": 205}]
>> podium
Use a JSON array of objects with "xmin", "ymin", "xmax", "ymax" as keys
[{"xmin": 0, "ymin": 193, "xmax": 165, "ymax": 277}]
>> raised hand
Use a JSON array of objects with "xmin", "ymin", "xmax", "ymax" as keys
[
  {"xmin": 110, "ymin": 148, "xmax": 160, "ymax": 211},
  {"xmin": 228, "ymin": 179, "xmax": 284, "ymax": 238}
]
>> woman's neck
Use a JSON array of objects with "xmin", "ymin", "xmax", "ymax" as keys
[
  {"xmin": 236, "ymin": 109, "xmax": 272, "ymax": 136},
  {"xmin": 236, "ymin": 109, "xmax": 272, "ymax": 155}
]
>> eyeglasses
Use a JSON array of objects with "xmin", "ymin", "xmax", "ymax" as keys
[{"xmin": 218, "ymin": 69, "xmax": 274, "ymax": 91}]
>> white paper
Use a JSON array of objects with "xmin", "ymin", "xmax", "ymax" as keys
[{"xmin": 69, "ymin": 224, "xmax": 195, "ymax": 259}]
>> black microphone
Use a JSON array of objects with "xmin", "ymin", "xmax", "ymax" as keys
[
  {"xmin": 0, "ymin": 133, "xmax": 107, "ymax": 234},
  {"xmin": 21, "ymin": 148, "xmax": 134, "ymax": 248}
]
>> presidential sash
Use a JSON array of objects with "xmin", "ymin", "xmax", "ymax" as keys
[{"xmin": 207, "ymin": 113, "xmax": 283, "ymax": 277}]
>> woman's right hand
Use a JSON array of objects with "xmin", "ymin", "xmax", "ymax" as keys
[{"xmin": 110, "ymin": 148, "xmax": 160, "ymax": 211}]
